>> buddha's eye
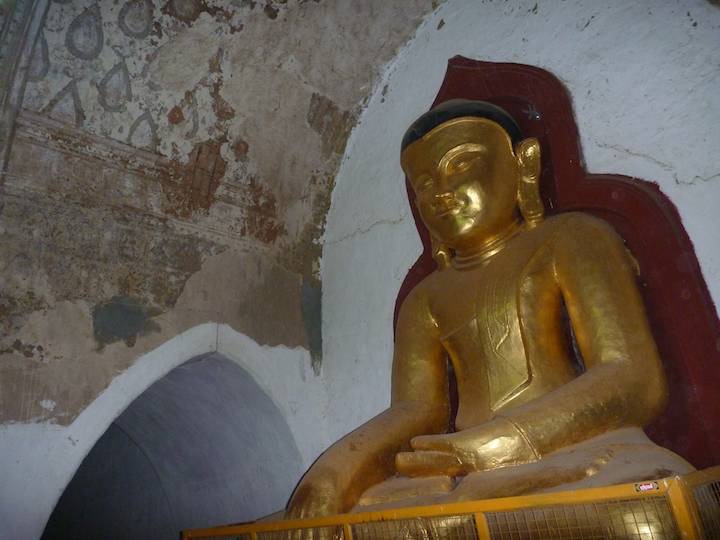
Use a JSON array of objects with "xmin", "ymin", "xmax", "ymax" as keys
[
  {"xmin": 414, "ymin": 176, "xmax": 434, "ymax": 193},
  {"xmin": 448, "ymin": 154, "xmax": 480, "ymax": 174}
]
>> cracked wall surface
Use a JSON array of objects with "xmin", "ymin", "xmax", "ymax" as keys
[{"xmin": 1, "ymin": 0, "xmax": 440, "ymax": 425}]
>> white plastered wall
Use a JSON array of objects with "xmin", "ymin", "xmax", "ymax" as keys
[
  {"xmin": 322, "ymin": 0, "xmax": 720, "ymax": 443},
  {"xmin": 0, "ymin": 324, "xmax": 329, "ymax": 540}
]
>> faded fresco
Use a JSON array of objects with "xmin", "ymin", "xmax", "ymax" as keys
[{"xmin": 1, "ymin": 0, "xmax": 440, "ymax": 424}]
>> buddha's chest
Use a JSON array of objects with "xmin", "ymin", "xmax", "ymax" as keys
[
  {"xmin": 429, "ymin": 236, "xmax": 553, "ymax": 418},
  {"xmin": 433, "ymin": 265, "xmax": 521, "ymax": 339},
  {"xmin": 431, "ymin": 241, "xmax": 539, "ymax": 338}
]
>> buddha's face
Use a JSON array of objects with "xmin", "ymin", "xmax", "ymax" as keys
[{"xmin": 401, "ymin": 117, "xmax": 520, "ymax": 251}]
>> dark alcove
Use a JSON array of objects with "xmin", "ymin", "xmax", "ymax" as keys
[{"xmin": 43, "ymin": 353, "xmax": 303, "ymax": 540}]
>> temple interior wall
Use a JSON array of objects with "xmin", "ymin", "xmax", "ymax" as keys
[
  {"xmin": 1, "ymin": 1, "xmax": 435, "ymax": 536},
  {"xmin": 1, "ymin": 0, "xmax": 436, "ymax": 429},
  {"xmin": 0, "ymin": 0, "xmax": 718, "ymax": 538}
]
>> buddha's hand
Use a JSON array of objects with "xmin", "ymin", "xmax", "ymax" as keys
[
  {"xmin": 285, "ymin": 473, "xmax": 344, "ymax": 520},
  {"xmin": 284, "ymin": 475, "xmax": 346, "ymax": 540},
  {"xmin": 395, "ymin": 418, "xmax": 539, "ymax": 477}
]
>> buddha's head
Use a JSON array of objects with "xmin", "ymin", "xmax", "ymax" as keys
[{"xmin": 401, "ymin": 100, "xmax": 542, "ymax": 263}]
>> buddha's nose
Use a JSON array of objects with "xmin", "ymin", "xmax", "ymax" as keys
[{"xmin": 433, "ymin": 191, "xmax": 458, "ymax": 212}]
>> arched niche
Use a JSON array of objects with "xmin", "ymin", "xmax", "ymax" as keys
[
  {"xmin": 393, "ymin": 59, "xmax": 720, "ymax": 469},
  {"xmin": 42, "ymin": 352, "xmax": 303, "ymax": 539},
  {"xmin": 1, "ymin": 324, "xmax": 318, "ymax": 540},
  {"xmin": 321, "ymin": 0, "xmax": 719, "ymax": 473}
]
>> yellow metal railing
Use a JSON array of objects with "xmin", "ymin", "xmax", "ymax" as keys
[{"xmin": 182, "ymin": 466, "xmax": 720, "ymax": 539}]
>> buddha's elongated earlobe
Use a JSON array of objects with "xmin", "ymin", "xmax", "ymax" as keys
[
  {"xmin": 515, "ymin": 138, "xmax": 545, "ymax": 228},
  {"xmin": 431, "ymin": 236, "xmax": 452, "ymax": 269}
]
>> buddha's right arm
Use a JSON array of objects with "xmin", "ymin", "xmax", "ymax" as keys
[{"xmin": 285, "ymin": 284, "xmax": 449, "ymax": 518}]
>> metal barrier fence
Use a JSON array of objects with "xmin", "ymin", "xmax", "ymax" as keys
[{"xmin": 182, "ymin": 466, "xmax": 720, "ymax": 540}]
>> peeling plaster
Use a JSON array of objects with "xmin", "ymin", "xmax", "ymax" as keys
[
  {"xmin": 0, "ymin": 246, "xmax": 314, "ymax": 424},
  {"xmin": 92, "ymin": 295, "xmax": 162, "ymax": 348},
  {"xmin": 22, "ymin": 0, "xmax": 438, "ymax": 262},
  {"xmin": 300, "ymin": 276, "xmax": 322, "ymax": 374},
  {"xmin": 38, "ymin": 399, "xmax": 56, "ymax": 412},
  {"xmin": 164, "ymin": 138, "xmax": 228, "ymax": 217},
  {"xmin": 19, "ymin": 0, "xmax": 439, "ymax": 292},
  {"xmin": 307, "ymin": 92, "xmax": 356, "ymax": 157},
  {"xmin": 1, "ymin": 0, "xmax": 439, "ymax": 428}
]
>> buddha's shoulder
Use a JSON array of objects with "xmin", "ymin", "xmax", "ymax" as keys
[
  {"xmin": 403, "ymin": 272, "xmax": 438, "ymax": 299},
  {"xmin": 395, "ymin": 274, "xmax": 438, "ymax": 321},
  {"xmin": 537, "ymin": 212, "xmax": 626, "ymax": 266},
  {"xmin": 399, "ymin": 267, "xmax": 450, "ymax": 311},
  {"xmin": 540, "ymin": 212, "xmax": 620, "ymax": 243}
]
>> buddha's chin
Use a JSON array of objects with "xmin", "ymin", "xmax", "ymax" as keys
[
  {"xmin": 427, "ymin": 221, "xmax": 473, "ymax": 242},
  {"xmin": 431, "ymin": 231, "xmax": 464, "ymax": 248},
  {"xmin": 438, "ymin": 227, "xmax": 488, "ymax": 248}
]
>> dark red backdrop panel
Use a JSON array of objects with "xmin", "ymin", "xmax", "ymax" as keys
[{"xmin": 393, "ymin": 57, "xmax": 720, "ymax": 469}]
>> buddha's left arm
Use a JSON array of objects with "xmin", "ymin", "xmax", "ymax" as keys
[{"xmin": 498, "ymin": 214, "xmax": 667, "ymax": 456}]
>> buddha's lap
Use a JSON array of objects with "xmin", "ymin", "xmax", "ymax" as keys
[{"xmin": 353, "ymin": 427, "xmax": 694, "ymax": 511}]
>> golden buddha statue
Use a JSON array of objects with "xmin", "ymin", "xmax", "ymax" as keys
[{"xmin": 285, "ymin": 100, "xmax": 693, "ymax": 520}]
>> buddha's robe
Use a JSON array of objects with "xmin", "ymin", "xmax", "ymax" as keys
[{"xmin": 356, "ymin": 212, "xmax": 693, "ymax": 509}]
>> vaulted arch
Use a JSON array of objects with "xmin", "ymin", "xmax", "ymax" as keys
[{"xmin": 43, "ymin": 352, "xmax": 303, "ymax": 539}]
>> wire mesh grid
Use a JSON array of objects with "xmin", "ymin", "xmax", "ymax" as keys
[
  {"xmin": 485, "ymin": 496, "xmax": 679, "ymax": 540},
  {"xmin": 256, "ymin": 526, "xmax": 344, "ymax": 540},
  {"xmin": 351, "ymin": 513, "xmax": 478, "ymax": 540},
  {"xmin": 194, "ymin": 533, "xmax": 250, "ymax": 540},
  {"xmin": 694, "ymin": 480, "xmax": 720, "ymax": 539}
]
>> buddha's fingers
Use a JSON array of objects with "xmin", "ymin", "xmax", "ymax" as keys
[
  {"xmin": 410, "ymin": 433, "xmax": 455, "ymax": 452},
  {"xmin": 396, "ymin": 450, "xmax": 463, "ymax": 477}
]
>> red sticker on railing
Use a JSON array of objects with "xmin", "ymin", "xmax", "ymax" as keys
[{"xmin": 634, "ymin": 481, "xmax": 659, "ymax": 492}]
